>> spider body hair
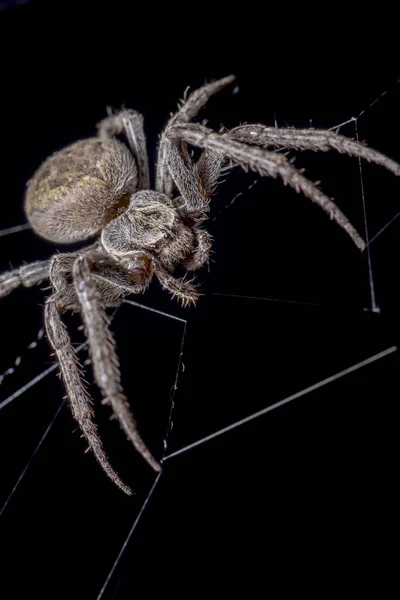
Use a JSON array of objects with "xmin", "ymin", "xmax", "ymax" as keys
[
  {"xmin": 25, "ymin": 138, "xmax": 137, "ymax": 243},
  {"xmin": 1, "ymin": 75, "xmax": 399, "ymax": 494}
]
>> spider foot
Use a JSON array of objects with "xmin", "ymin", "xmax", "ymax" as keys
[
  {"xmin": 170, "ymin": 277, "xmax": 200, "ymax": 307},
  {"xmin": 157, "ymin": 270, "xmax": 200, "ymax": 306}
]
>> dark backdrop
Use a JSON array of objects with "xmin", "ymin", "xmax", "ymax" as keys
[{"xmin": 0, "ymin": 3, "xmax": 398, "ymax": 598}]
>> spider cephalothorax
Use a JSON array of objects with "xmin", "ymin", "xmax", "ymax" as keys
[
  {"xmin": 100, "ymin": 190, "xmax": 204, "ymax": 300},
  {"xmin": 1, "ymin": 75, "xmax": 399, "ymax": 494}
]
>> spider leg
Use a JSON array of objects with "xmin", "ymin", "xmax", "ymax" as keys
[
  {"xmin": 45, "ymin": 293, "xmax": 132, "ymax": 495},
  {"xmin": 167, "ymin": 75, "xmax": 235, "ymax": 126},
  {"xmin": 72, "ymin": 256, "xmax": 161, "ymax": 473},
  {"xmin": 167, "ymin": 141, "xmax": 210, "ymax": 217},
  {"xmin": 195, "ymin": 148, "xmax": 225, "ymax": 198},
  {"xmin": 230, "ymin": 125, "xmax": 400, "ymax": 176},
  {"xmin": 48, "ymin": 242, "xmax": 103, "ymax": 310},
  {"xmin": 98, "ymin": 109, "xmax": 150, "ymax": 189},
  {"xmin": 89, "ymin": 258, "xmax": 150, "ymax": 305},
  {"xmin": 49, "ymin": 242, "xmax": 149, "ymax": 311},
  {"xmin": 155, "ymin": 263, "xmax": 200, "ymax": 306},
  {"xmin": 0, "ymin": 259, "xmax": 50, "ymax": 298},
  {"xmin": 157, "ymin": 75, "xmax": 235, "ymax": 195},
  {"xmin": 166, "ymin": 141, "xmax": 226, "ymax": 222},
  {"xmin": 166, "ymin": 123, "xmax": 366, "ymax": 251},
  {"xmin": 183, "ymin": 230, "xmax": 213, "ymax": 271}
]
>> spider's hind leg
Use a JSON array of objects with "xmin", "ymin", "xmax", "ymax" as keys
[{"xmin": 98, "ymin": 109, "xmax": 150, "ymax": 190}]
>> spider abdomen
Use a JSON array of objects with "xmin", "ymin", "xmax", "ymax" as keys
[{"xmin": 25, "ymin": 138, "xmax": 137, "ymax": 243}]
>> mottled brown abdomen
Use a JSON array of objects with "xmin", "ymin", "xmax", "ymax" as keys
[{"xmin": 25, "ymin": 138, "xmax": 137, "ymax": 243}]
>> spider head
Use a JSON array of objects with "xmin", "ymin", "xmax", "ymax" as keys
[{"xmin": 101, "ymin": 190, "xmax": 180, "ymax": 271}]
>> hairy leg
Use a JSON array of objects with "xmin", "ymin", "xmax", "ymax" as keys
[
  {"xmin": 0, "ymin": 259, "xmax": 50, "ymax": 298},
  {"xmin": 50, "ymin": 243, "xmax": 149, "ymax": 311},
  {"xmin": 166, "ymin": 123, "xmax": 366, "ymax": 251},
  {"xmin": 157, "ymin": 75, "xmax": 235, "ymax": 195},
  {"xmin": 155, "ymin": 263, "xmax": 199, "ymax": 306},
  {"xmin": 195, "ymin": 148, "xmax": 225, "ymax": 197},
  {"xmin": 98, "ymin": 109, "xmax": 150, "ymax": 190},
  {"xmin": 45, "ymin": 295, "xmax": 131, "ymax": 495},
  {"xmin": 184, "ymin": 230, "xmax": 212, "ymax": 271},
  {"xmin": 230, "ymin": 125, "xmax": 400, "ymax": 176},
  {"xmin": 167, "ymin": 141, "xmax": 225, "ymax": 222},
  {"xmin": 49, "ymin": 243, "xmax": 102, "ymax": 310},
  {"xmin": 72, "ymin": 256, "xmax": 161, "ymax": 472},
  {"xmin": 167, "ymin": 141, "xmax": 209, "ymax": 215}
]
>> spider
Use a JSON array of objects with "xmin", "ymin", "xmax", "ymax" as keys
[{"xmin": 1, "ymin": 75, "xmax": 399, "ymax": 495}]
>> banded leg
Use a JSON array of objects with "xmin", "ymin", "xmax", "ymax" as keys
[
  {"xmin": 230, "ymin": 125, "xmax": 400, "ymax": 176},
  {"xmin": 72, "ymin": 256, "xmax": 161, "ymax": 472},
  {"xmin": 45, "ymin": 296, "xmax": 132, "ymax": 495},
  {"xmin": 0, "ymin": 259, "xmax": 50, "ymax": 298},
  {"xmin": 98, "ymin": 109, "xmax": 150, "ymax": 189},
  {"xmin": 166, "ymin": 123, "xmax": 366, "ymax": 251}
]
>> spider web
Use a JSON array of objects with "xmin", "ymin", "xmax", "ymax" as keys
[{"xmin": 0, "ymin": 78, "xmax": 399, "ymax": 598}]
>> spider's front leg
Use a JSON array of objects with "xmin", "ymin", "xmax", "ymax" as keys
[
  {"xmin": 230, "ymin": 125, "xmax": 400, "ymax": 176},
  {"xmin": 49, "ymin": 242, "xmax": 150, "ymax": 311},
  {"xmin": 166, "ymin": 140, "xmax": 224, "ymax": 223},
  {"xmin": 47, "ymin": 243, "xmax": 102, "ymax": 310},
  {"xmin": 157, "ymin": 74, "xmax": 235, "ymax": 196},
  {"xmin": 45, "ymin": 249, "xmax": 161, "ymax": 494},
  {"xmin": 72, "ymin": 256, "xmax": 161, "ymax": 473},
  {"xmin": 45, "ymin": 289, "xmax": 132, "ymax": 495},
  {"xmin": 166, "ymin": 123, "xmax": 367, "ymax": 251}
]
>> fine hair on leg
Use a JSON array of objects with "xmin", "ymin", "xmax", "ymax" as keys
[
  {"xmin": 0, "ymin": 260, "xmax": 50, "ymax": 298},
  {"xmin": 230, "ymin": 124, "xmax": 400, "ymax": 175},
  {"xmin": 45, "ymin": 295, "xmax": 132, "ymax": 495},
  {"xmin": 72, "ymin": 256, "xmax": 161, "ymax": 472},
  {"xmin": 166, "ymin": 123, "xmax": 366, "ymax": 250},
  {"xmin": 157, "ymin": 75, "xmax": 235, "ymax": 195}
]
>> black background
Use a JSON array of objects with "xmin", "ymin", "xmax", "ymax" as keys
[{"xmin": 0, "ymin": 2, "xmax": 399, "ymax": 598}]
